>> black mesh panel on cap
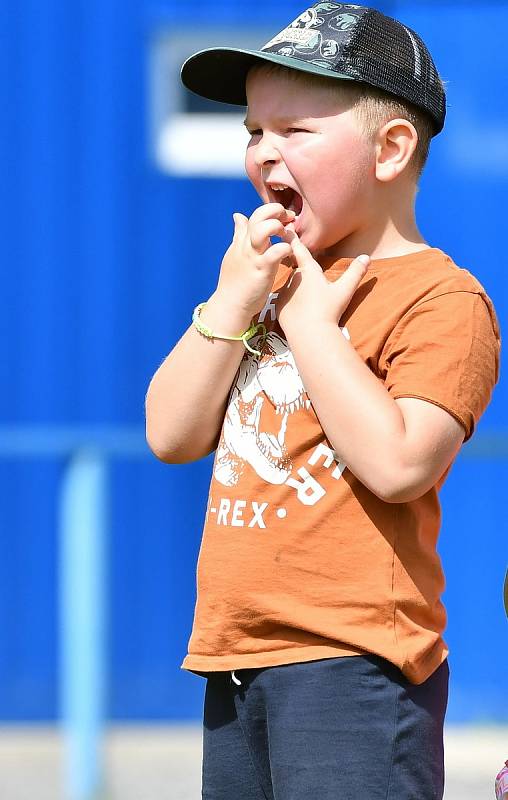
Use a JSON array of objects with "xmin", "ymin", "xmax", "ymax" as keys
[{"xmin": 341, "ymin": 10, "xmax": 445, "ymax": 130}]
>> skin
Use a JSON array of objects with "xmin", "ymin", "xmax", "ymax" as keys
[{"xmin": 145, "ymin": 67, "xmax": 464, "ymax": 502}]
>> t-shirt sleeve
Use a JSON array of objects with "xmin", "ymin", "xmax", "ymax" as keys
[{"xmin": 380, "ymin": 290, "xmax": 500, "ymax": 440}]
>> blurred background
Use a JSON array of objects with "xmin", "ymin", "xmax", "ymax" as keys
[{"xmin": 0, "ymin": 0, "xmax": 506, "ymax": 798}]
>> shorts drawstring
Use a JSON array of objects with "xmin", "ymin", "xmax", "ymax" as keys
[{"xmin": 231, "ymin": 670, "xmax": 242, "ymax": 686}]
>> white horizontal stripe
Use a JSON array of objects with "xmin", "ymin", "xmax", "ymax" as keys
[{"xmin": 156, "ymin": 113, "xmax": 250, "ymax": 177}]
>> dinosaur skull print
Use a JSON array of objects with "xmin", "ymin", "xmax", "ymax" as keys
[{"xmin": 214, "ymin": 332, "xmax": 311, "ymax": 487}]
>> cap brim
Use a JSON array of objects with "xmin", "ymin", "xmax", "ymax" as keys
[{"xmin": 181, "ymin": 47, "xmax": 355, "ymax": 106}]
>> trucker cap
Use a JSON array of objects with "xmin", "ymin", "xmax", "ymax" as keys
[{"xmin": 181, "ymin": 2, "xmax": 446, "ymax": 135}]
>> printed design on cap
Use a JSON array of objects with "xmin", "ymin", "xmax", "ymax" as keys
[
  {"xmin": 328, "ymin": 11, "xmax": 360, "ymax": 31},
  {"xmin": 214, "ymin": 329, "xmax": 348, "ymax": 488},
  {"xmin": 261, "ymin": 2, "xmax": 368, "ymax": 64}
]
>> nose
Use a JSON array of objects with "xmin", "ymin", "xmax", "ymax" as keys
[{"xmin": 253, "ymin": 133, "xmax": 281, "ymax": 169}]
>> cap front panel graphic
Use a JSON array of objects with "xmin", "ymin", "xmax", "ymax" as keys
[{"xmin": 261, "ymin": 3, "xmax": 370, "ymax": 69}]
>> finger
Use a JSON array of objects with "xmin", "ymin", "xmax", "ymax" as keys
[
  {"xmin": 263, "ymin": 242, "xmax": 293, "ymax": 269},
  {"xmin": 332, "ymin": 254, "xmax": 370, "ymax": 304},
  {"xmin": 250, "ymin": 203, "xmax": 296, "ymax": 226},
  {"xmin": 287, "ymin": 229, "xmax": 321, "ymax": 273},
  {"xmin": 250, "ymin": 219, "xmax": 286, "ymax": 252}
]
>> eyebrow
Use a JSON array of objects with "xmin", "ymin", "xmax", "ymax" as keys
[{"xmin": 243, "ymin": 116, "xmax": 309, "ymax": 129}]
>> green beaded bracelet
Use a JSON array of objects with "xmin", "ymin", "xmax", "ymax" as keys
[{"xmin": 192, "ymin": 302, "xmax": 266, "ymax": 357}]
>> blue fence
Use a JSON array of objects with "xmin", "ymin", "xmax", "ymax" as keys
[{"xmin": 0, "ymin": 0, "xmax": 507, "ymax": 725}]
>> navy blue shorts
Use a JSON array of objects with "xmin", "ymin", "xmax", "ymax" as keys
[{"xmin": 202, "ymin": 655, "xmax": 449, "ymax": 799}]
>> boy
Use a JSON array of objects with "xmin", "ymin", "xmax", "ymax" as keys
[{"xmin": 146, "ymin": 4, "xmax": 500, "ymax": 798}]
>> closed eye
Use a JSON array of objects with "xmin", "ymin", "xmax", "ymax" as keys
[{"xmin": 244, "ymin": 127, "xmax": 309, "ymax": 136}]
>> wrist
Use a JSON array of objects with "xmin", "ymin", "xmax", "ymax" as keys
[
  {"xmin": 282, "ymin": 314, "xmax": 339, "ymax": 342},
  {"xmin": 198, "ymin": 293, "xmax": 255, "ymax": 338}
]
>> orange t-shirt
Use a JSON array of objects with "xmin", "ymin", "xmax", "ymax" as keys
[{"xmin": 182, "ymin": 248, "xmax": 500, "ymax": 684}]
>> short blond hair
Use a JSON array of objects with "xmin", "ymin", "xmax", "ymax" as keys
[
  {"xmin": 347, "ymin": 82, "xmax": 434, "ymax": 178},
  {"xmin": 248, "ymin": 63, "xmax": 434, "ymax": 178}
]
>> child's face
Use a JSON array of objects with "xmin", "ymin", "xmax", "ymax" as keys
[{"xmin": 245, "ymin": 68, "xmax": 375, "ymax": 259}]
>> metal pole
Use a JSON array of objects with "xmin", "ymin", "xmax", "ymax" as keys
[{"xmin": 59, "ymin": 450, "xmax": 108, "ymax": 800}]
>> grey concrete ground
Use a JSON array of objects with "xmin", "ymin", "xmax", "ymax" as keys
[{"xmin": 0, "ymin": 725, "xmax": 506, "ymax": 800}]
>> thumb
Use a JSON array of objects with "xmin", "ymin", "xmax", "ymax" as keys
[
  {"xmin": 232, "ymin": 212, "xmax": 248, "ymax": 239},
  {"xmin": 333, "ymin": 253, "xmax": 370, "ymax": 305}
]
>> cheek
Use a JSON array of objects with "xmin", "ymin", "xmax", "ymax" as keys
[
  {"xmin": 245, "ymin": 146, "xmax": 263, "ymax": 194},
  {"xmin": 346, "ymin": 136, "xmax": 375, "ymax": 184},
  {"xmin": 320, "ymin": 143, "xmax": 371, "ymax": 201}
]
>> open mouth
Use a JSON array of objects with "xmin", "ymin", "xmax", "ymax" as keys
[{"xmin": 267, "ymin": 184, "xmax": 304, "ymax": 217}]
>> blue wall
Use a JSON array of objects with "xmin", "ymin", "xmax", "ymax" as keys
[{"xmin": 0, "ymin": 0, "xmax": 506, "ymax": 722}]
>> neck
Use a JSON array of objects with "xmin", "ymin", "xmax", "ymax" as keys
[{"xmin": 318, "ymin": 182, "xmax": 428, "ymax": 267}]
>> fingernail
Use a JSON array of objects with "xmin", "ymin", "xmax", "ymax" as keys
[{"xmin": 358, "ymin": 254, "xmax": 370, "ymax": 265}]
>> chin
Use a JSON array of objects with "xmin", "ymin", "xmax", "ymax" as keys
[
  {"xmin": 299, "ymin": 230, "xmax": 325, "ymax": 257},
  {"xmin": 297, "ymin": 219, "xmax": 333, "ymax": 250}
]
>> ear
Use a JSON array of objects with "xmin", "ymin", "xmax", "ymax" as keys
[{"xmin": 375, "ymin": 118, "xmax": 418, "ymax": 182}]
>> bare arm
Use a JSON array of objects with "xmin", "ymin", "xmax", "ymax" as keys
[
  {"xmin": 145, "ymin": 204, "xmax": 295, "ymax": 462},
  {"xmin": 281, "ymin": 321, "xmax": 464, "ymax": 502},
  {"xmin": 277, "ymin": 231, "xmax": 465, "ymax": 502},
  {"xmin": 145, "ymin": 306, "xmax": 246, "ymax": 463}
]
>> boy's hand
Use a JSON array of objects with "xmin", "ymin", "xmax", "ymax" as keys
[
  {"xmin": 211, "ymin": 204, "xmax": 295, "ymax": 327},
  {"xmin": 277, "ymin": 228, "xmax": 370, "ymax": 334}
]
